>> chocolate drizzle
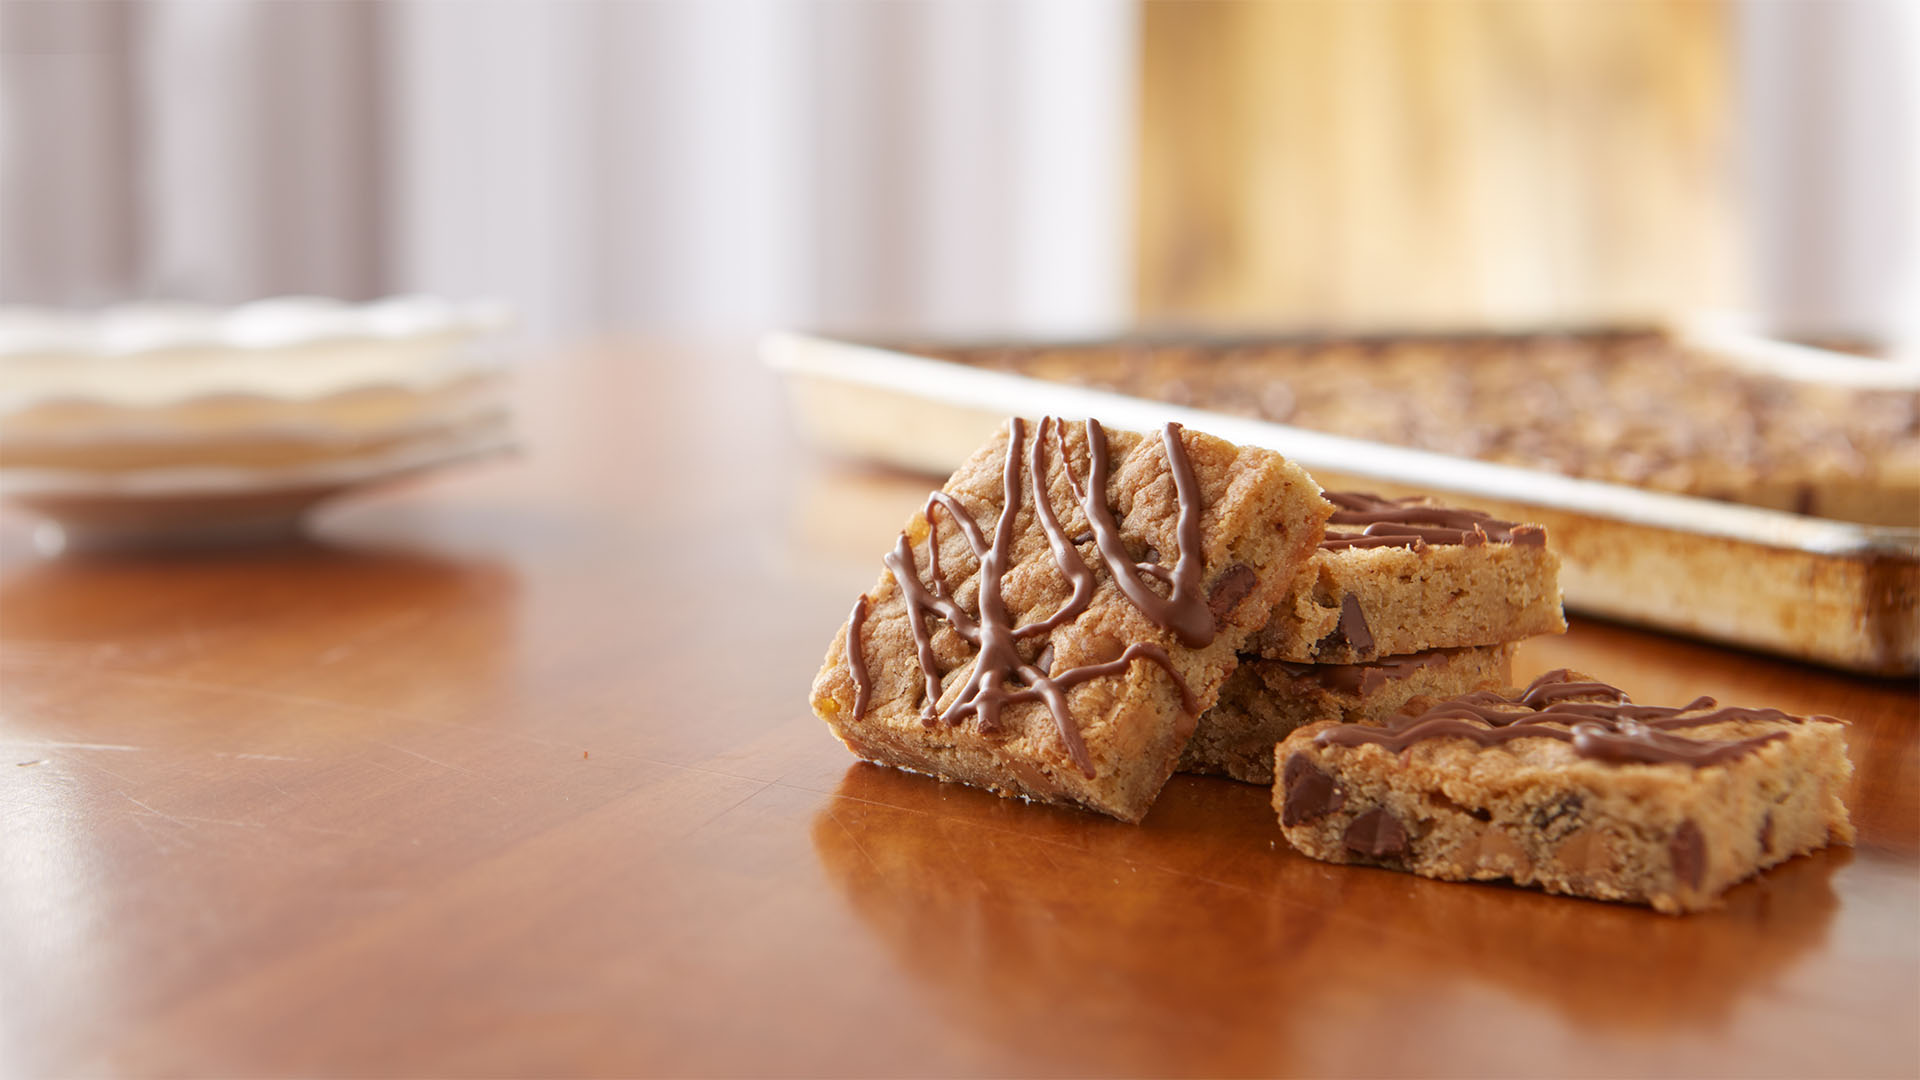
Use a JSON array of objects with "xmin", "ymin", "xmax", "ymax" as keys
[
  {"xmin": 1272, "ymin": 646, "xmax": 1461, "ymax": 696},
  {"xmin": 1315, "ymin": 669, "xmax": 1821, "ymax": 768},
  {"xmin": 1320, "ymin": 491, "xmax": 1546, "ymax": 551},
  {"xmin": 1076, "ymin": 419, "xmax": 1218, "ymax": 647},
  {"xmin": 845, "ymin": 594, "xmax": 873, "ymax": 719},
  {"xmin": 861, "ymin": 417, "xmax": 1212, "ymax": 778}
]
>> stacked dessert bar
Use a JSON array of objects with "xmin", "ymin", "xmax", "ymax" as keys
[
  {"xmin": 1179, "ymin": 490, "xmax": 1566, "ymax": 784},
  {"xmin": 811, "ymin": 417, "xmax": 1853, "ymax": 912}
]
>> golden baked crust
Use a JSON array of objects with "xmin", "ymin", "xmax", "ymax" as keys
[{"xmin": 812, "ymin": 417, "xmax": 1330, "ymax": 822}]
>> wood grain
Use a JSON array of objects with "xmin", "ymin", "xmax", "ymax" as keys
[
  {"xmin": 1137, "ymin": 0, "xmax": 1741, "ymax": 328},
  {"xmin": 1, "ymin": 342, "xmax": 1914, "ymax": 1077}
]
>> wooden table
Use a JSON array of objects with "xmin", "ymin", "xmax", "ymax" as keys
[{"xmin": 3, "ymin": 343, "xmax": 1915, "ymax": 1077}]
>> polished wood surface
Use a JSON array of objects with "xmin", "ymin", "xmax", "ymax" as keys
[{"xmin": 3, "ymin": 343, "xmax": 1915, "ymax": 1077}]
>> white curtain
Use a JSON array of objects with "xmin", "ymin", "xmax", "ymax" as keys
[
  {"xmin": 6, "ymin": 0, "xmax": 1915, "ymax": 345},
  {"xmin": 1, "ymin": 1, "xmax": 388, "ymax": 308},
  {"xmin": 1737, "ymin": 0, "xmax": 1920, "ymax": 344},
  {"xmin": 0, "ymin": 0, "xmax": 1139, "ymax": 340}
]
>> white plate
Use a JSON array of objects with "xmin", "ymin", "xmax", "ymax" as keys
[{"xmin": 3, "ymin": 418, "xmax": 516, "ymax": 554}]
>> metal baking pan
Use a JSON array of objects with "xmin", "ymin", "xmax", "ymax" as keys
[{"xmin": 763, "ymin": 330, "xmax": 1920, "ymax": 677}]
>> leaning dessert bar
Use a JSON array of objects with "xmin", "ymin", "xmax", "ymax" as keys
[
  {"xmin": 1180, "ymin": 491, "xmax": 1561, "ymax": 784},
  {"xmin": 811, "ymin": 416, "xmax": 1331, "ymax": 822},
  {"xmin": 1273, "ymin": 670, "xmax": 1854, "ymax": 913}
]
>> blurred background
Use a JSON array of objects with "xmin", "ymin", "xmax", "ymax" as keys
[{"xmin": 3, "ymin": 0, "xmax": 1916, "ymax": 347}]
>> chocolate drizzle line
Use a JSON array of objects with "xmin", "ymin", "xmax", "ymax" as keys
[
  {"xmin": 846, "ymin": 594, "xmax": 873, "ymax": 718},
  {"xmin": 1321, "ymin": 491, "xmax": 1546, "ymax": 551},
  {"xmin": 864, "ymin": 417, "xmax": 1209, "ymax": 778},
  {"xmin": 1272, "ymin": 646, "xmax": 1463, "ymax": 696},
  {"xmin": 1314, "ymin": 669, "xmax": 1823, "ymax": 768},
  {"xmin": 1076, "ymin": 419, "xmax": 1217, "ymax": 648}
]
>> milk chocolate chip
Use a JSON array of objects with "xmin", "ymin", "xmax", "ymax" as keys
[
  {"xmin": 1670, "ymin": 819, "xmax": 1706, "ymax": 889},
  {"xmin": 1555, "ymin": 828, "xmax": 1614, "ymax": 875},
  {"xmin": 1281, "ymin": 753, "xmax": 1345, "ymax": 826},
  {"xmin": 1758, "ymin": 812, "xmax": 1774, "ymax": 856},
  {"xmin": 1473, "ymin": 828, "xmax": 1531, "ymax": 874},
  {"xmin": 1344, "ymin": 808, "xmax": 1409, "ymax": 858},
  {"xmin": 1337, "ymin": 594, "xmax": 1375, "ymax": 657},
  {"xmin": 1207, "ymin": 563, "xmax": 1258, "ymax": 620}
]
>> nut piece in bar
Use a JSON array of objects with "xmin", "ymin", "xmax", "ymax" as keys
[
  {"xmin": 1179, "ymin": 644, "xmax": 1513, "ymax": 785},
  {"xmin": 812, "ymin": 416, "xmax": 1332, "ymax": 822},
  {"xmin": 1250, "ymin": 491, "xmax": 1566, "ymax": 663},
  {"xmin": 1273, "ymin": 669, "xmax": 1854, "ymax": 913}
]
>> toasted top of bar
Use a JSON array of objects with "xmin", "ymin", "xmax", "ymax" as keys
[
  {"xmin": 1320, "ymin": 491, "xmax": 1546, "ymax": 552},
  {"xmin": 1308, "ymin": 668, "xmax": 1840, "ymax": 770},
  {"xmin": 815, "ymin": 416, "xmax": 1329, "ymax": 781}
]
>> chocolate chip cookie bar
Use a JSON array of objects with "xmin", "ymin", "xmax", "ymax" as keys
[
  {"xmin": 812, "ymin": 416, "xmax": 1331, "ymax": 822},
  {"xmin": 1249, "ymin": 492, "xmax": 1565, "ymax": 663},
  {"xmin": 1273, "ymin": 670, "xmax": 1855, "ymax": 913},
  {"xmin": 1178, "ymin": 644, "xmax": 1513, "ymax": 784}
]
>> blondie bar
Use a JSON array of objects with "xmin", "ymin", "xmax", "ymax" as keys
[
  {"xmin": 1249, "ymin": 491, "xmax": 1565, "ymax": 663},
  {"xmin": 1178, "ymin": 643, "xmax": 1513, "ymax": 784},
  {"xmin": 812, "ymin": 416, "xmax": 1330, "ymax": 822},
  {"xmin": 1273, "ymin": 669, "xmax": 1854, "ymax": 912}
]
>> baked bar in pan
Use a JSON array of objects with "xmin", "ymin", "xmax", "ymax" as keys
[{"xmin": 936, "ymin": 331, "xmax": 1920, "ymax": 527}]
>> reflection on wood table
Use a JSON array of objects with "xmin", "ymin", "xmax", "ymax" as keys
[{"xmin": 1, "ymin": 343, "xmax": 1914, "ymax": 1077}]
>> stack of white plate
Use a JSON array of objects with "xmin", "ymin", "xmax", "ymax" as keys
[{"xmin": 0, "ymin": 296, "xmax": 516, "ymax": 551}]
